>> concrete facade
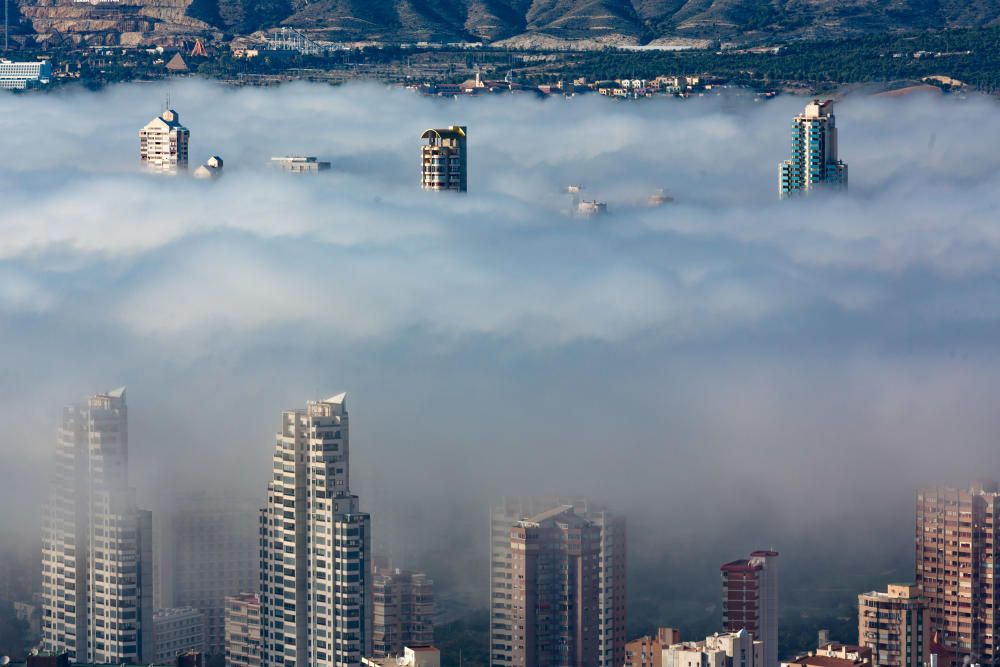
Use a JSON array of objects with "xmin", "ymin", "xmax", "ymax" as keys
[
  {"xmin": 722, "ymin": 551, "xmax": 779, "ymax": 667},
  {"xmin": 259, "ymin": 394, "xmax": 372, "ymax": 667},
  {"xmin": 40, "ymin": 388, "xmax": 154, "ymax": 664}
]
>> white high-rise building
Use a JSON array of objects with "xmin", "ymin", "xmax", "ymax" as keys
[
  {"xmin": 40, "ymin": 387, "xmax": 154, "ymax": 663},
  {"xmin": 260, "ymin": 393, "xmax": 372, "ymax": 667},
  {"xmin": 140, "ymin": 109, "xmax": 190, "ymax": 173}
]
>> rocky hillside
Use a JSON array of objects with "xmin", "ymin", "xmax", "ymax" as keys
[{"xmin": 13, "ymin": 0, "xmax": 1000, "ymax": 47}]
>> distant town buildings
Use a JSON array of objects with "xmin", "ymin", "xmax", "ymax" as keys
[
  {"xmin": 857, "ymin": 585, "xmax": 926, "ymax": 667},
  {"xmin": 192, "ymin": 156, "xmax": 224, "ymax": 180},
  {"xmin": 140, "ymin": 109, "xmax": 190, "ymax": 173},
  {"xmin": 663, "ymin": 630, "xmax": 763, "ymax": 667},
  {"xmin": 40, "ymin": 388, "xmax": 154, "ymax": 663},
  {"xmin": 224, "ymin": 593, "xmax": 261, "ymax": 667},
  {"xmin": 270, "ymin": 155, "xmax": 331, "ymax": 173},
  {"xmin": 153, "ymin": 607, "xmax": 206, "ymax": 664},
  {"xmin": 778, "ymin": 99, "xmax": 848, "ymax": 199},
  {"xmin": 259, "ymin": 393, "xmax": 373, "ymax": 667},
  {"xmin": 372, "ymin": 567, "xmax": 434, "ymax": 658},
  {"xmin": 722, "ymin": 550, "xmax": 779, "ymax": 667},
  {"xmin": 915, "ymin": 481, "xmax": 1000, "ymax": 666},
  {"xmin": 420, "ymin": 126, "xmax": 467, "ymax": 192},
  {"xmin": 490, "ymin": 498, "xmax": 626, "ymax": 667},
  {"xmin": 625, "ymin": 628, "xmax": 681, "ymax": 667},
  {"xmin": 0, "ymin": 59, "xmax": 52, "ymax": 89}
]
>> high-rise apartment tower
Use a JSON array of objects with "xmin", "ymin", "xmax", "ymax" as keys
[
  {"xmin": 778, "ymin": 100, "xmax": 848, "ymax": 198},
  {"xmin": 490, "ymin": 499, "xmax": 625, "ymax": 667},
  {"xmin": 420, "ymin": 126, "xmax": 467, "ymax": 192},
  {"xmin": 721, "ymin": 551, "xmax": 779, "ymax": 667},
  {"xmin": 40, "ymin": 387, "xmax": 154, "ymax": 663},
  {"xmin": 259, "ymin": 393, "xmax": 372, "ymax": 667},
  {"xmin": 140, "ymin": 109, "xmax": 190, "ymax": 172},
  {"xmin": 858, "ymin": 584, "xmax": 927, "ymax": 667},
  {"xmin": 916, "ymin": 481, "xmax": 1000, "ymax": 666},
  {"xmin": 372, "ymin": 567, "xmax": 434, "ymax": 658}
]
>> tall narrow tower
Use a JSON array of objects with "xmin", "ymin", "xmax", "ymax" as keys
[
  {"xmin": 259, "ymin": 394, "xmax": 372, "ymax": 667},
  {"xmin": 722, "ymin": 551, "xmax": 779, "ymax": 667},
  {"xmin": 421, "ymin": 126, "xmax": 467, "ymax": 192},
  {"xmin": 40, "ymin": 388, "xmax": 154, "ymax": 663},
  {"xmin": 778, "ymin": 99, "xmax": 848, "ymax": 198},
  {"xmin": 916, "ymin": 481, "xmax": 1000, "ymax": 667}
]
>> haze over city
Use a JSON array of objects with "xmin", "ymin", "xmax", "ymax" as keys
[{"xmin": 5, "ymin": 77, "xmax": 1000, "ymax": 667}]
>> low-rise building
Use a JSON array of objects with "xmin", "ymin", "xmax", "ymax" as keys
[
  {"xmin": 363, "ymin": 646, "xmax": 441, "ymax": 667},
  {"xmin": 0, "ymin": 59, "xmax": 52, "ymax": 89},
  {"xmin": 663, "ymin": 630, "xmax": 763, "ymax": 667},
  {"xmin": 626, "ymin": 628, "xmax": 681, "ymax": 667},
  {"xmin": 270, "ymin": 156, "xmax": 331, "ymax": 172},
  {"xmin": 154, "ymin": 607, "xmax": 206, "ymax": 663}
]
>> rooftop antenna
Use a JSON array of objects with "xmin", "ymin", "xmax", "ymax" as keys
[
  {"xmin": 4, "ymin": 0, "xmax": 9, "ymax": 52},
  {"xmin": 163, "ymin": 90, "xmax": 170, "ymax": 112}
]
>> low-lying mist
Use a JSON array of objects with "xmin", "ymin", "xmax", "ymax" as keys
[{"xmin": 2, "ymin": 80, "xmax": 1000, "ymax": 642}]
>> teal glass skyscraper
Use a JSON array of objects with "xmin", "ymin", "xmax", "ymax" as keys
[{"xmin": 779, "ymin": 99, "xmax": 848, "ymax": 199}]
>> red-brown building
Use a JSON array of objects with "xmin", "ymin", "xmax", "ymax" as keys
[{"xmin": 722, "ymin": 551, "xmax": 779, "ymax": 667}]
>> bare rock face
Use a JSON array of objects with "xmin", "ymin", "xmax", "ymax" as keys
[
  {"xmin": 17, "ymin": 0, "xmax": 213, "ymax": 45},
  {"xmin": 12, "ymin": 0, "xmax": 1000, "ymax": 46}
]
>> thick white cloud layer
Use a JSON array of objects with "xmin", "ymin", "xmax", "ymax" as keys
[{"xmin": 4, "ymin": 81, "xmax": 1000, "ymax": 592}]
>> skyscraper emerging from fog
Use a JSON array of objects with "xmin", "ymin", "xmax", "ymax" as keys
[
  {"xmin": 40, "ymin": 387, "xmax": 154, "ymax": 663},
  {"xmin": 140, "ymin": 109, "xmax": 190, "ymax": 173},
  {"xmin": 916, "ymin": 481, "xmax": 1000, "ymax": 667},
  {"xmin": 778, "ymin": 99, "xmax": 848, "ymax": 199},
  {"xmin": 722, "ymin": 551, "xmax": 779, "ymax": 667},
  {"xmin": 259, "ymin": 393, "xmax": 372, "ymax": 667},
  {"xmin": 490, "ymin": 499, "xmax": 626, "ymax": 667},
  {"xmin": 420, "ymin": 126, "xmax": 467, "ymax": 192}
]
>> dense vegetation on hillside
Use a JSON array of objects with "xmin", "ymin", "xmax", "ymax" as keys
[{"xmin": 560, "ymin": 27, "xmax": 1000, "ymax": 92}]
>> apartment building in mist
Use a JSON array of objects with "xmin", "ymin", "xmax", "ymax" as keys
[
  {"xmin": 857, "ymin": 584, "xmax": 926, "ymax": 667},
  {"xmin": 420, "ymin": 126, "xmax": 467, "ymax": 192},
  {"xmin": 40, "ymin": 387, "xmax": 154, "ymax": 663},
  {"xmin": 140, "ymin": 109, "xmax": 190, "ymax": 172},
  {"xmin": 225, "ymin": 593, "xmax": 261, "ymax": 667},
  {"xmin": 662, "ymin": 630, "xmax": 763, "ymax": 667},
  {"xmin": 916, "ymin": 481, "xmax": 1000, "ymax": 666},
  {"xmin": 153, "ymin": 606, "xmax": 206, "ymax": 663},
  {"xmin": 259, "ymin": 393, "xmax": 373, "ymax": 667},
  {"xmin": 778, "ymin": 99, "xmax": 848, "ymax": 199},
  {"xmin": 721, "ymin": 550, "xmax": 779, "ymax": 667},
  {"xmin": 372, "ymin": 567, "xmax": 434, "ymax": 658},
  {"xmin": 156, "ymin": 496, "xmax": 258, "ymax": 657},
  {"xmin": 490, "ymin": 498, "xmax": 626, "ymax": 667}
]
